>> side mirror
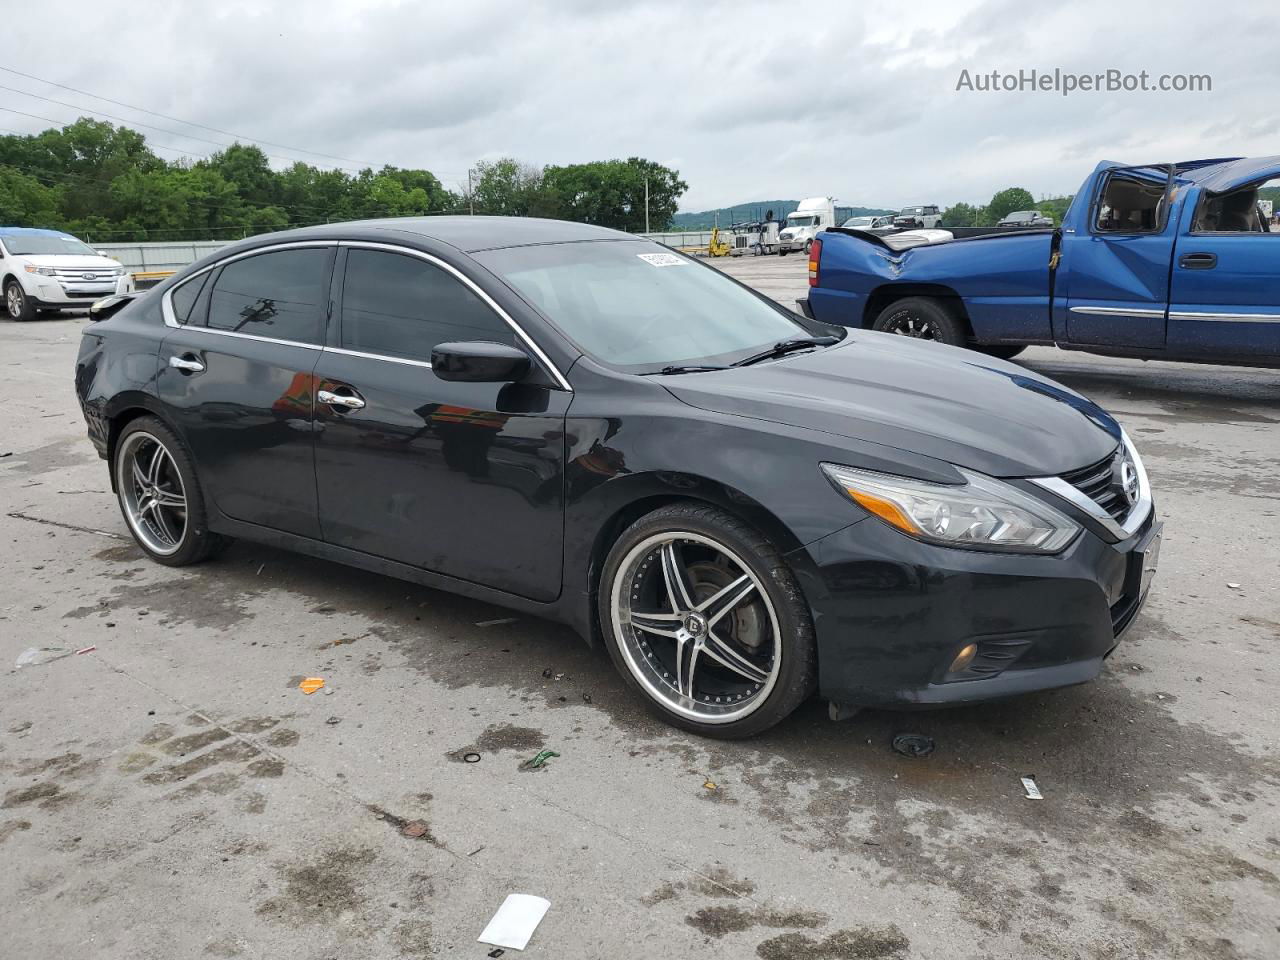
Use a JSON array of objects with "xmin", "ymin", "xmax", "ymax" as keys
[{"xmin": 431, "ymin": 341, "xmax": 531, "ymax": 383}]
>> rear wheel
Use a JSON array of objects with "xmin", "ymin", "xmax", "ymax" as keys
[
  {"xmin": 599, "ymin": 503, "xmax": 816, "ymax": 738},
  {"xmin": 5, "ymin": 280, "xmax": 35, "ymax": 322},
  {"xmin": 113, "ymin": 416, "xmax": 229, "ymax": 566},
  {"xmin": 872, "ymin": 297, "xmax": 966, "ymax": 347}
]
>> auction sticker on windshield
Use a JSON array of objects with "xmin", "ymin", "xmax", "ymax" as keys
[{"xmin": 637, "ymin": 252, "xmax": 686, "ymax": 267}]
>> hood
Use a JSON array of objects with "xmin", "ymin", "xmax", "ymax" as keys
[
  {"xmin": 18, "ymin": 254, "xmax": 122, "ymax": 270},
  {"xmin": 663, "ymin": 332, "xmax": 1121, "ymax": 478}
]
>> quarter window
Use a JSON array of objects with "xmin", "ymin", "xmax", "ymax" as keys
[
  {"xmin": 169, "ymin": 272, "xmax": 210, "ymax": 325},
  {"xmin": 339, "ymin": 249, "xmax": 512, "ymax": 363},
  {"xmin": 206, "ymin": 248, "xmax": 330, "ymax": 343}
]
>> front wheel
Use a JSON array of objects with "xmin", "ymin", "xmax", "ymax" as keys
[
  {"xmin": 598, "ymin": 503, "xmax": 817, "ymax": 738},
  {"xmin": 804, "ymin": 239, "xmax": 813, "ymax": 255},
  {"xmin": 113, "ymin": 415, "xmax": 229, "ymax": 566},
  {"xmin": 5, "ymin": 280, "xmax": 35, "ymax": 321},
  {"xmin": 871, "ymin": 297, "xmax": 966, "ymax": 347}
]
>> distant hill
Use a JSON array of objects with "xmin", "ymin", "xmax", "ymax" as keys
[{"xmin": 671, "ymin": 200, "xmax": 896, "ymax": 231}]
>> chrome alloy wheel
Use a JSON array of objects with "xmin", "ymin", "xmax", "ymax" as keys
[
  {"xmin": 884, "ymin": 313, "xmax": 940, "ymax": 339},
  {"xmin": 116, "ymin": 431, "xmax": 188, "ymax": 556},
  {"xmin": 611, "ymin": 531, "xmax": 782, "ymax": 724},
  {"xmin": 6, "ymin": 283, "xmax": 24, "ymax": 318}
]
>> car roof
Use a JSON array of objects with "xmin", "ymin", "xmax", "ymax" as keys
[
  {"xmin": 1094, "ymin": 156, "xmax": 1280, "ymax": 192},
  {"xmin": 234, "ymin": 216, "xmax": 638, "ymax": 254}
]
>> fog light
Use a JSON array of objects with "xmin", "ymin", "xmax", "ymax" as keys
[{"xmin": 948, "ymin": 643, "xmax": 978, "ymax": 674}]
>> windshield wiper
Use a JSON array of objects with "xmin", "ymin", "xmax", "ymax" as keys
[
  {"xmin": 639, "ymin": 364, "xmax": 730, "ymax": 376},
  {"xmin": 730, "ymin": 336, "xmax": 840, "ymax": 368}
]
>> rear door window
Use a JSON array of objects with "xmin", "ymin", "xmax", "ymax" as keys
[
  {"xmin": 205, "ymin": 248, "xmax": 331, "ymax": 344},
  {"xmin": 338, "ymin": 249, "xmax": 513, "ymax": 363}
]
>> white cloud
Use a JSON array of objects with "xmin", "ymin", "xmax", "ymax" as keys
[{"xmin": 2, "ymin": 0, "xmax": 1274, "ymax": 212}]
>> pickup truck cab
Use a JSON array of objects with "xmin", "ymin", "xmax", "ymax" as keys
[
  {"xmin": 800, "ymin": 157, "xmax": 1280, "ymax": 368},
  {"xmin": 2, "ymin": 227, "xmax": 133, "ymax": 321}
]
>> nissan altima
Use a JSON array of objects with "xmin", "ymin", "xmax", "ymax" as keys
[{"xmin": 75, "ymin": 217, "xmax": 1162, "ymax": 737}]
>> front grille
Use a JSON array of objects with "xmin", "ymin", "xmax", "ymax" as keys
[{"xmin": 1060, "ymin": 450, "xmax": 1127, "ymax": 522}]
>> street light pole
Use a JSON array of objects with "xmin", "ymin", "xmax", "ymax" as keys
[
  {"xmin": 468, "ymin": 169, "xmax": 475, "ymax": 216},
  {"xmin": 644, "ymin": 176, "xmax": 650, "ymax": 234}
]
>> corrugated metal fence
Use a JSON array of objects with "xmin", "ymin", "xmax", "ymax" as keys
[{"xmin": 94, "ymin": 231, "xmax": 717, "ymax": 278}]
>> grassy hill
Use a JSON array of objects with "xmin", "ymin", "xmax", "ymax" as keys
[{"xmin": 671, "ymin": 200, "xmax": 896, "ymax": 231}]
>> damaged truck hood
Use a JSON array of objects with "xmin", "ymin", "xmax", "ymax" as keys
[{"xmin": 663, "ymin": 333, "xmax": 1121, "ymax": 478}]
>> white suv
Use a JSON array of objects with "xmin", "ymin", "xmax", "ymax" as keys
[{"xmin": 1, "ymin": 228, "xmax": 133, "ymax": 321}]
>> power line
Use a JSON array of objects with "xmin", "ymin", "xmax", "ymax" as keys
[
  {"xmin": 0, "ymin": 84, "xmax": 367, "ymax": 172},
  {"xmin": 0, "ymin": 65, "xmax": 382, "ymax": 169}
]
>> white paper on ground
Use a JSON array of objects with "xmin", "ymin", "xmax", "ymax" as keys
[{"xmin": 477, "ymin": 894, "xmax": 551, "ymax": 950}]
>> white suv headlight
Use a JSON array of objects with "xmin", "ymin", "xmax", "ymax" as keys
[
  {"xmin": 23, "ymin": 264, "xmax": 56, "ymax": 277},
  {"xmin": 821, "ymin": 463, "xmax": 1080, "ymax": 554}
]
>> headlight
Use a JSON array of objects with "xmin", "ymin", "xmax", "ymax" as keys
[
  {"xmin": 23, "ymin": 264, "xmax": 56, "ymax": 276},
  {"xmin": 821, "ymin": 463, "xmax": 1080, "ymax": 554}
]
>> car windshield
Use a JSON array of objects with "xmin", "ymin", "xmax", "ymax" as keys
[
  {"xmin": 843, "ymin": 217, "xmax": 873, "ymax": 227},
  {"xmin": 476, "ymin": 240, "xmax": 823, "ymax": 372},
  {"xmin": 1008, "ymin": 211, "xmax": 1032, "ymax": 220},
  {"xmin": 786, "ymin": 215, "xmax": 816, "ymax": 226},
  {"xmin": 1, "ymin": 233, "xmax": 98, "ymax": 256},
  {"xmin": 901, "ymin": 208, "xmax": 923, "ymax": 215}
]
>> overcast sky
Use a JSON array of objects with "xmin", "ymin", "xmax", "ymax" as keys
[{"xmin": 3, "ymin": 0, "xmax": 1275, "ymax": 212}]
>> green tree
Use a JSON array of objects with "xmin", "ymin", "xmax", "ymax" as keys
[
  {"xmin": 940, "ymin": 202, "xmax": 982, "ymax": 228},
  {"xmin": 540, "ymin": 157, "xmax": 686, "ymax": 231},
  {"xmin": 985, "ymin": 187, "xmax": 1036, "ymax": 224},
  {"xmin": 471, "ymin": 158, "xmax": 542, "ymax": 216},
  {"xmin": 0, "ymin": 166, "xmax": 63, "ymax": 227}
]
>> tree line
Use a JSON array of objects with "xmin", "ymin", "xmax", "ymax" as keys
[
  {"xmin": 941, "ymin": 187, "xmax": 1072, "ymax": 228},
  {"xmin": 0, "ymin": 118, "xmax": 688, "ymax": 242}
]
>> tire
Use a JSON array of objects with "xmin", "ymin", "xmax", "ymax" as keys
[
  {"xmin": 778, "ymin": 248, "xmax": 788, "ymax": 256},
  {"xmin": 113, "ymin": 415, "xmax": 230, "ymax": 566},
  {"xmin": 804, "ymin": 239, "xmax": 813, "ymax": 255},
  {"xmin": 974, "ymin": 344, "xmax": 1027, "ymax": 360},
  {"xmin": 872, "ymin": 297, "xmax": 967, "ymax": 347},
  {"xmin": 5, "ymin": 279, "xmax": 35, "ymax": 322},
  {"xmin": 598, "ymin": 502, "xmax": 817, "ymax": 739}
]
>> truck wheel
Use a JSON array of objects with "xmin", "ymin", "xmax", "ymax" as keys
[
  {"xmin": 804, "ymin": 240, "xmax": 813, "ymax": 255},
  {"xmin": 975, "ymin": 344, "xmax": 1026, "ymax": 360},
  {"xmin": 5, "ymin": 279, "xmax": 35, "ymax": 322},
  {"xmin": 872, "ymin": 297, "xmax": 966, "ymax": 347},
  {"xmin": 778, "ymin": 249, "xmax": 788, "ymax": 257}
]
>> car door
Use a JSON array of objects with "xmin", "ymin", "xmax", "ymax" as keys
[
  {"xmin": 311, "ymin": 243, "xmax": 570, "ymax": 602},
  {"xmin": 1167, "ymin": 179, "xmax": 1280, "ymax": 360},
  {"xmin": 158, "ymin": 242, "xmax": 333, "ymax": 539},
  {"xmin": 1061, "ymin": 165, "xmax": 1174, "ymax": 348}
]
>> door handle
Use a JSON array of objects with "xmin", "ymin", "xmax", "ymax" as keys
[
  {"xmin": 1178, "ymin": 252, "xmax": 1217, "ymax": 269},
  {"xmin": 317, "ymin": 388, "xmax": 366, "ymax": 411},
  {"xmin": 168, "ymin": 355, "xmax": 205, "ymax": 373}
]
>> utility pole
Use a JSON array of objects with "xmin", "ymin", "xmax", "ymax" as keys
[
  {"xmin": 468, "ymin": 168, "xmax": 475, "ymax": 216},
  {"xmin": 644, "ymin": 176, "xmax": 650, "ymax": 234}
]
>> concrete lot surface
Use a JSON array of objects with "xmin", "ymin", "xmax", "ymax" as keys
[{"xmin": 2, "ymin": 254, "xmax": 1279, "ymax": 959}]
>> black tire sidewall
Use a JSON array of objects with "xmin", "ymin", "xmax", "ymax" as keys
[
  {"xmin": 597, "ymin": 502, "xmax": 816, "ymax": 739},
  {"xmin": 114, "ymin": 415, "xmax": 222, "ymax": 566},
  {"xmin": 873, "ymin": 297, "xmax": 966, "ymax": 347},
  {"xmin": 6, "ymin": 280, "xmax": 34, "ymax": 322}
]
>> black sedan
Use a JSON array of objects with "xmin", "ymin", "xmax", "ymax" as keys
[{"xmin": 75, "ymin": 217, "xmax": 1161, "ymax": 738}]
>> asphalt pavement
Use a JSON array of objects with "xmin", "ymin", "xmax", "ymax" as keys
[{"xmin": 2, "ymin": 256, "xmax": 1278, "ymax": 959}]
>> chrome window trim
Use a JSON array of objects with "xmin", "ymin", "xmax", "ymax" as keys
[
  {"xmin": 1067, "ymin": 305, "xmax": 1166, "ymax": 318},
  {"xmin": 323, "ymin": 345, "xmax": 432, "ymax": 369},
  {"xmin": 160, "ymin": 240, "xmax": 336, "ymax": 350},
  {"xmin": 1168, "ymin": 310, "xmax": 1280, "ymax": 323},
  {"xmin": 1027, "ymin": 429, "xmax": 1152, "ymax": 542},
  {"xmin": 337, "ymin": 240, "xmax": 573, "ymax": 391}
]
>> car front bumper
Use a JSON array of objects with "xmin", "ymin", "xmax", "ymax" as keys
[
  {"xmin": 788, "ymin": 509, "xmax": 1161, "ymax": 709},
  {"xmin": 25, "ymin": 275, "xmax": 133, "ymax": 309}
]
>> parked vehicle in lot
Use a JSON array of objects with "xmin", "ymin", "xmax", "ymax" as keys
[
  {"xmin": 998, "ymin": 210, "xmax": 1054, "ymax": 229},
  {"xmin": 893, "ymin": 205, "xmax": 942, "ymax": 229},
  {"xmin": 778, "ymin": 197, "xmax": 836, "ymax": 255},
  {"xmin": 842, "ymin": 214, "xmax": 896, "ymax": 234},
  {"xmin": 800, "ymin": 157, "xmax": 1280, "ymax": 368},
  {"xmin": 76, "ymin": 217, "xmax": 1160, "ymax": 737},
  {"xmin": 727, "ymin": 219, "xmax": 780, "ymax": 256},
  {"xmin": 2, "ymin": 227, "xmax": 133, "ymax": 321}
]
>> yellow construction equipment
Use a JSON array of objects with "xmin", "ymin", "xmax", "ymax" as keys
[{"xmin": 707, "ymin": 225, "xmax": 732, "ymax": 257}]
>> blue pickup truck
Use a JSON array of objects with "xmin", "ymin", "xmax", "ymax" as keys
[{"xmin": 800, "ymin": 157, "xmax": 1280, "ymax": 367}]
